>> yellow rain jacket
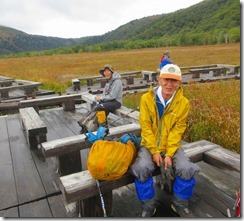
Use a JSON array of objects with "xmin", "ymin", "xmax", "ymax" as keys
[{"xmin": 139, "ymin": 85, "xmax": 190, "ymax": 157}]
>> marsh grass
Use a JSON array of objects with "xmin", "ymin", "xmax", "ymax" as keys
[
  {"xmin": 123, "ymin": 80, "xmax": 240, "ymax": 153},
  {"xmin": 0, "ymin": 43, "xmax": 240, "ymax": 92},
  {"xmin": 0, "ymin": 43, "xmax": 240, "ymax": 152}
]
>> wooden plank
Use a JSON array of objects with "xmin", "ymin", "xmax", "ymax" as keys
[
  {"xmin": 182, "ymin": 140, "xmax": 218, "ymax": 162},
  {"xmin": 18, "ymin": 94, "xmax": 81, "ymax": 108},
  {"xmin": 30, "ymin": 148, "xmax": 60, "ymax": 195},
  {"xmin": 59, "ymin": 170, "xmax": 134, "ymax": 203},
  {"xmin": 203, "ymin": 146, "xmax": 240, "ymax": 172},
  {"xmin": 41, "ymin": 123, "xmax": 141, "ymax": 158},
  {"xmin": 0, "ymin": 207, "xmax": 19, "ymax": 217},
  {"xmin": 194, "ymin": 171, "xmax": 236, "ymax": 217},
  {"xmin": 0, "ymin": 82, "xmax": 42, "ymax": 92},
  {"xmin": 6, "ymin": 114, "xmax": 46, "ymax": 204},
  {"xmin": 41, "ymin": 108, "xmax": 81, "ymax": 175},
  {"xmin": 48, "ymin": 194, "xmax": 77, "ymax": 217},
  {"xmin": 19, "ymin": 199, "xmax": 52, "ymax": 217},
  {"xmin": 19, "ymin": 107, "xmax": 47, "ymax": 136},
  {"xmin": 196, "ymin": 161, "xmax": 240, "ymax": 199},
  {"xmin": 113, "ymin": 184, "xmax": 142, "ymax": 217},
  {"xmin": 0, "ymin": 116, "xmax": 18, "ymax": 210}
]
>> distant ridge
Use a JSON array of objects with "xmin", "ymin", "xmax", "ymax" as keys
[{"xmin": 0, "ymin": 0, "xmax": 240, "ymax": 55}]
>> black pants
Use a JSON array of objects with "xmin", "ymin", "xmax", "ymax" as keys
[{"xmin": 94, "ymin": 99, "xmax": 121, "ymax": 116}]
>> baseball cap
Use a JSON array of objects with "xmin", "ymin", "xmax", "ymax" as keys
[
  {"xmin": 160, "ymin": 64, "xmax": 182, "ymax": 81},
  {"xmin": 99, "ymin": 64, "xmax": 114, "ymax": 76}
]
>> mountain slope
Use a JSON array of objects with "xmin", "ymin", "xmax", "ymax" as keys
[
  {"xmin": 0, "ymin": 26, "xmax": 87, "ymax": 54},
  {"xmin": 0, "ymin": 0, "xmax": 240, "ymax": 55}
]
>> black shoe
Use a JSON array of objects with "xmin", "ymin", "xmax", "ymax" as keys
[{"xmin": 171, "ymin": 203, "xmax": 194, "ymax": 218}]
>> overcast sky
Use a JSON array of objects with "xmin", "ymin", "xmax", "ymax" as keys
[{"xmin": 1, "ymin": 0, "xmax": 207, "ymax": 38}]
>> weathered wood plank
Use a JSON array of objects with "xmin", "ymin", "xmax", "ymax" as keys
[
  {"xmin": 59, "ymin": 170, "xmax": 135, "ymax": 203},
  {"xmin": 19, "ymin": 94, "xmax": 81, "ymax": 108},
  {"xmin": 0, "ymin": 207, "xmax": 19, "ymax": 217},
  {"xmin": 6, "ymin": 114, "xmax": 46, "ymax": 204},
  {"xmin": 19, "ymin": 107, "xmax": 47, "ymax": 149},
  {"xmin": 41, "ymin": 123, "xmax": 141, "ymax": 157},
  {"xmin": 41, "ymin": 108, "xmax": 81, "ymax": 175},
  {"xmin": 19, "ymin": 107, "xmax": 47, "ymax": 136},
  {"xmin": 19, "ymin": 199, "xmax": 52, "ymax": 217},
  {"xmin": 182, "ymin": 140, "xmax": 218, "ymax": 162},
  {"xmin": 203, "ymin": 146, "xmax": 240, "ymax": 172},
  {"xmin": 30, "ymin": 148, "xmax": 60, "ymax": 195},
  {"xmin": 48, "ymin": 195, "xmax": 77, "ymax": 217},
  {"xmin": 0, "ymin": 116, "xmax": 18, "ymax": 210}
]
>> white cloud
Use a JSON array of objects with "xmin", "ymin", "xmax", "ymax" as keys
[{"xmin": 0, "ymin": 0, "xmax": 204, "ymax": 38}]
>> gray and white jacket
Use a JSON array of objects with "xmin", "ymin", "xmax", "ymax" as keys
[{"xmin": 101, "ymin": 72, "xmax": 123, "ymax": 104}]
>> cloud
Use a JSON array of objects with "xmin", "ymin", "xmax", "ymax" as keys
[{"xmin": 0, "ymin": 0, "xmax": 204, "ymax": 38}]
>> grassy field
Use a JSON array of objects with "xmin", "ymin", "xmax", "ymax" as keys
[
  {"xmin": 0, "ymin": 43, "xmax": 240, "ymax": 92},
  {"xmin": 0, "ymin": 43, "xmax": 240, "ymax": 153}
]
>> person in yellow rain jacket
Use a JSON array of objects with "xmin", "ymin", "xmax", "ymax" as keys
[{"xmin": 130, "ymin": 64, "xmax": 200, "ymax": 217}]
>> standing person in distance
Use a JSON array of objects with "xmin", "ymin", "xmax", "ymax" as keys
[
  {"xmin": 130, "ymin": 64, "xmax": 200, "ymax": 217},
  {"xmin": 159, "ymin": 51, "xmax": 173, "ymax": 69}
]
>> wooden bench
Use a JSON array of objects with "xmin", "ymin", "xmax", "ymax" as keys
[
  {"xmin": 0, "ymin": 79, "xmax": 14, "ymax": 87},
  {"xmin": 41, "ymin": 123, "xmax": 141, "ymax": 175},
  {"xmin": 96, "ymin": 74, "xmax": 138, "ymax": 88},
  {"xmin": 80, "ymin": 93, "xmax": 139, "ymax": 124},
  {"xmin": 189, "ymin": 67, "xmax": 226, "ymax": 78},
  {"xmin": 19, "ymin": 107, "xmax": 47, "ymax": 149},
  {"xmin": 19, "ymin": 94, "xmax": 81, "ymax": 112},
  {"xmin": 141, "ymin": 71, "xmax": 158, "ymax": 81},
  {"xmin": 78, "ymin": 75, "xmax": 101, "ymax": 87},
  {"xmin": 57, "ymin": 140, "xmax": 240, "ymax": 217},
  {"xmin": 216, "ymin": 64, "xmax": 240, "ymax": 75},
  {"xmin": 0, "ymin": 82, "xmax": 42, "ymax": 99}
]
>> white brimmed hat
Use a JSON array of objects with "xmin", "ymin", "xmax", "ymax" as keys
[
  {"xmin": 99, "ymin": 64, "xmax": 114, "ymax": 76},
  {"xmin": 160, "ymin": 64, "xmax": 182, "ymax": 81}
]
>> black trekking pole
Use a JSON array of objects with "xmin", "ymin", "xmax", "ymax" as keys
[
  {"xmin": 109, "ymin": 106, "xmax": 139, "ymax": 125},
  {"xmin": 96, "ymin": 179, "xmax": 107, "ymax": 217}
]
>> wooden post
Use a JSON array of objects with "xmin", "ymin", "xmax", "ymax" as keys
[
  {"xmin": 63, "ymin": 100, "xmax": 76, "ymax": 111},
  {"xmin": 79, "ymin": 191, "xmax": 113, "ymax": 217},
  {"xmin": 58, "ymin": 151, "xmax": 82, "ymax": 176}
]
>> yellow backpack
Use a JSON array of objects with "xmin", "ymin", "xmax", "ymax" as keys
[
  {"xmin": 86, "ymin": 128, "xmax": 139, "ymax": 181},
  {"xmin": 87, "ymin": 139, "xmax": 137, "ymax": 180}
]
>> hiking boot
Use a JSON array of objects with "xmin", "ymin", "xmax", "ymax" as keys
[
  {"xmin": 171, "ymin": 203, "xmax": 194, "ymax": 218},
  {"xmin": 141, "ymin": 208, "xmax": 156, "ymax": 217}
]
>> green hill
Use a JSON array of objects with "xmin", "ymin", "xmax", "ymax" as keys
[{"xmin": 0, "ymin": 0, "xmax": 240, "ymax": 55}]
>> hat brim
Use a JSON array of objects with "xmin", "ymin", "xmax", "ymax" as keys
[{"xmin": 160, "ymin": 74, "xmax": 182, "ymax": 81}]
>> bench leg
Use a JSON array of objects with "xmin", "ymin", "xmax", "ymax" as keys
[
  {"xmin": 63, "ymin": 100, "xmax": 76, "ymax": 111},
  {"xmin": 79, "ymin": 191, "xmax": 113, "ymax": 217},
  {"xmin": 57, "ymin": 151, "xmax": 82, "ymax": 176},
  {"xmin": 126, "ymin": 77, "xmax": 134, "ymax": 85},
  {"xmin": 0, "ymin": 91, "xmax": 9, "ymax": 99},
  {"xmin": 28, "ymin": 135, "xmax": 39, "ymax": 149}
]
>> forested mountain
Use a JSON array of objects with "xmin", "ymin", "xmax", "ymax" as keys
[
  {"xmin": 0, "ymin": 0, "xmax": 240, "ymax": 55},
  {"xmin": 0, "ymin": 26, "xmax": 87, "ymax": 54}
]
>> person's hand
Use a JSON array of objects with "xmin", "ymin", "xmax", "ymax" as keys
[
  {"xmin": 95, "ymin": 96, "xmax": 101, "ymax": 102},
  {"xmin": 152, "ymin": 153, "xmax": 163, "ymax": 167},
  {"xmin": 164, "ymin": 156, "xmax": 172, "ymax": 170}
]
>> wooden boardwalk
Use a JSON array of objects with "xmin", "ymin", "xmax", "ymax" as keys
[{"xmin": 0, "ymin": 105, "xmax": 240, "ymax": 218}]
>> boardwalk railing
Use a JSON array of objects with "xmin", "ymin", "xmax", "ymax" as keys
[{"xmin": 18, "ymin": 94, "xmax": 82, "ymax": 112}]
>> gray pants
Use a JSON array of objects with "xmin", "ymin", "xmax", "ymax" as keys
[
  {"xmin": 130, "ymin": 146, "xmax": 200, "ymax": 182},
  {"xmin": 130, "ymin": 146, "xmax": 200, "ymax": 210}
]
